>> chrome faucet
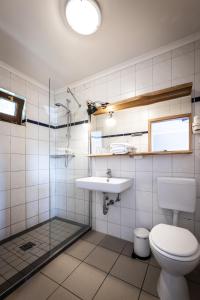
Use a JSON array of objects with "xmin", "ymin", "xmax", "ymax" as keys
[{"xmin": 106, "ymin": 168, "xmax": 112, "ymax": 182}]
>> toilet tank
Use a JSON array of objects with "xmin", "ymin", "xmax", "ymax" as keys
[{"xmin": 157, "ymin": 177, "xmax": 196, "ymax": 213}]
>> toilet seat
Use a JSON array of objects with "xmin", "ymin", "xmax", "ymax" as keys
[{"xmin": 150, "ymin": 224, "xmax": 200, "ymax": 262}]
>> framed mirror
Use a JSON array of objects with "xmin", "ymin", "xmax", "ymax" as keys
[
  {"xmin": 90, "ymin": 82, "xmax": 193, "ymax": 156},
  {"xmin": 148, "ymin": 113, "xmax": 192, "ymax": 152}
]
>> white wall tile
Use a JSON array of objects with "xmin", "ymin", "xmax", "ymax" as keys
[
  {"xmin": 27, "ymin": 216, "xmax": 39, "ymax": 228},
  {"xmin": 39, "ymin": 141, "xmax": 49, "ymax": 155},
  {"xmin": 11, "ymin": 124, "xmax": 26, "ymax": 138},
  {"xmin": 136, "ymin": 211, "xmax": 152, "ymax": 229},
  {"xmin": 11, "ymin": 188, "xmax": 25, "ymax": 206},
  {"xmin": 0, "ymin": 209, "xmax": 10, "ymax": 229},
  {"xmin": 0, "ymin": 135, "xmax": 10, "ymax": 153},
  {"xmin": 26, "ymin": 170, "xmax": 39, "ymax": 186},
  {"xmin": 12, "ymin": 210, "xmax": 24, "ymax": 235},
  {"xmin": 0, "ymin": 121, "xmax": 11, "ymax": 136},
  {"xmin": 11, "ymin": 171, "xmax": 25, "ymax": 189},
  {"xmin": 11, "ymin": 154, "xmax": 25, "ymax": 171},
  {"xmin": 172, "ymin": 51, "xmax": 195, "ymax": 80},
  {"xmin": 136, "ymin": 191, "xmax": 152, "ymax": 212},
  {"xmin": 153, "ymin": 59, "xmax": 171, "ymax": 86},
  {"xmin": 39, "ymin": 170, "xmax": 49, "ymax": 184},
  {"xmin": 39, "ymin": 155, "xmax": 49, "ymax": 170},
  {"xmin": 26, "ymin": 155, "xmax": 38, "ymax": 170},
  {"xmin": 39, "ymin": 197, "xmax": 49, "ymax": 214},
  {"xmin": 26, "ymin": 123, "xmax": 39, "ymax": 140},
  {"xmin": 108, "ymin": 222, "xmax": 121, "ymax": 238},
  {"xmin": 0, "ymin": 172, "xmax": 10, "ymax": 191},
  {"xmin": 26, "ymin": 201, "xmax": 38, "ymax": 218},
  {"xmin": 136, "ymin": 172, "xmax": 152, "ymax": 192},
  {"xmin": 0, "ymin": 67, "xmax": 11, "ymax": 90},
  {"xmin": 0, "ymin": 226, "xmax": 10, "ymax": 241},
  {"xmin": 39, "ymin": 183, "xmax": 49, "ymax": 199},
  {"xmin": 11, "ymin": 137, "xmax": 25, "ymax": 154},
  {"xmin": 27, "ymin": 103, "xmax": 39, "ymax": 120},
  {"xmin": 11, "ymin": 221, "xmax": 25, "ymax": 235},
  {"xmin": 96, "ymin": 219, "xmax": 107, "ymax": 233},
  {"xmin": 121, "ymin": 207, "xmax": 134, "ymax": 227},
  {"xmin": 26, "ymin": 139, "xmax": 38, "ymax": 155},
  {"xmin": 0, "ymin": 190, "xmax": 10, "ymax": 210},
  {"xmin": 0, "ymin": 154, "xmax": 10, "ymax": 172},
  {"xmin": 153, "ymin": 156, "xmax": 172, "ymax": 173},
  {"xmin": 26, "ymin": 185, "xmax": 39, "ymax": 202},
  {"xmin": 136, "ymin": 157, "xmax": 152, "ymax": 172},
  {"xmin": 172, "ymin": 154, "xmax": 195, "ymax": 173},
  {"xmin": 108, "ymin": 206, "xmax": 120, "ymax": 225}
]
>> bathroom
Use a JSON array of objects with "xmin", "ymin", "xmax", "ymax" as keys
[{"xmin": 0, "ymin": 0, "xmax": 200, "ymax": 299}]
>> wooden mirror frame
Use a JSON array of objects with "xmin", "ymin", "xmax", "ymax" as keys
[
  {"xmin": 148, "ymin": 113, "xmax": 192, "ymax": 153},
  {"xmin": 93, "ymin": 82, "xmax": 192, "ymax": 116}
]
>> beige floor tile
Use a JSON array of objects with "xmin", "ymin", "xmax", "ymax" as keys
[
  {"xmin": 48, "ymin": 286, "xmax": 80, "ymax": 300},
  {"xmin": 188, "ymin": 280, "xmax": 200, "ymax": 300},
  {"xmin": 82, "ymin": 230, "xmax": 105, "ymax": 245},
  {"xmin": 142, "ymin": 266, "xmax": 160, "ymax": 297},
  {"xmin": 110, "ymin": 255, "xmax": 148, "ymax": 288},
  {"xmin": 65, "ymin": 239, "xmax": 96, "ymax": 260},
  {"xmin": 5, "ymin": 273, "xmax": 58, "ymax": 300},
  {"xmin": 85, "ymin": 246, "xmax": 119, "ymax": 273},
  {"xmin": 100, "ymin": 235, "xmax": 127, "ymax": 253},
  {"xmin": 41, "ymin": 254, "xmax": 81, "ymax": 283},
  {"xmin": 139, "ymin": 291, "xmax": 159, "ymax": 300},
  {"xmin": 122, "ymin": 242, "xmax": 133, "ymax": 257},
  {"xmin": 94, "ymin": 275, "xmax": 140, "ymax": 300},
  {"xmin": 62, "ymin": 262, "xmax": 106, "ymax": 300},
  {"xmin": 149, "ymin": 256, "xmax": 160, "ymax": 268}
]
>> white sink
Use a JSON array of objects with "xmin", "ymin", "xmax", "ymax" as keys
[{"xmin": 76, "ymin": 176, "xmax": 133, "ymax": 193}]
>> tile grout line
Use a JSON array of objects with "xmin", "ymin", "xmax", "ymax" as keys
[
  {"xmin": 91, "ymin": 239, "xmax": 130, "ymax": 299},
  {"xmin": 44, "ymin": 235, "xmax": 114, "ymax": 300},
  {"xmin": 43, "ymin": 235, "xmax": 104, "ymax": 298},
  {"xmin": 42, "ymin": 237, "xmax": 104, "ymax": 300},
  {"xmin": 138, "ymin": 263, "xmax": 149, "ymax": 300}
]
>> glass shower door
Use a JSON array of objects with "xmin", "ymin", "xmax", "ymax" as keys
[{"xmin": 49, "ymin": 82, "xmax": 91, "ymax": 250}]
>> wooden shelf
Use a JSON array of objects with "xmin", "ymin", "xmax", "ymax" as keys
[
  {"xmin": 88, "ymin": 151, "xmax": 192, "ymax": 157},
  {"xmin": 94, "ymin": 82, "xmax": 192, "ymax": 115}
]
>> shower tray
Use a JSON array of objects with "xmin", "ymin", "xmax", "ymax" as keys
[{"xmin": 0, "ymin": 217, "xmax": 90, "ymax": 298}]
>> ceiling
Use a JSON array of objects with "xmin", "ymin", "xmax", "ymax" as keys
[{"xmin": 0, "ymin": 0, "xmax": 200, "ymax": 89}]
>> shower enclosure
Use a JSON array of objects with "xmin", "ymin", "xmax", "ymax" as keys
[{"xmin": 0, "ymin": 80, "xmax": 91, "ymax": 298}]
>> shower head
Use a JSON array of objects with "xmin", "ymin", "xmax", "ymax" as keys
[{"xmin": 55, "ymin": 102, "xmax": 70, "ymax": 113}]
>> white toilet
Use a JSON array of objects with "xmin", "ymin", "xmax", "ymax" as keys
[{"xmin": 149, "ymin": 177, "xmax": 200, "ymax": 300}]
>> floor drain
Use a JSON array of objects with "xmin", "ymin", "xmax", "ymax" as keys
[{"xmin": 20, "ymin": 242, "xmax": 36, "ymax": 251}]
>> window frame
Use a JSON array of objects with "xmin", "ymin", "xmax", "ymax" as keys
[
  {"xmin": 0, "ymin": 90, "xmax": 25, "ymax": 125},
  {"xmin": 148, "ymin": 113, "xmax": 192, "ymax": 153}
]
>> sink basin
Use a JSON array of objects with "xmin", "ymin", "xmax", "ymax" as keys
[{"xmin": 76, "ymin": 177, "xmax": 133, "ymax": 193}]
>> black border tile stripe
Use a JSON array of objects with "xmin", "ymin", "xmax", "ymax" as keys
[
  {"xmin": 100, "ymin": 131, "xmax": 148, "ymax": 139},
  {"xmin": 56, "ymin": 120, "xmax": 88, "ymax": 129},
  {"xmin": 23, "ymin": 96, "xmax": 199, "ymax": 129},
  {"xmin": 24, "ymin": 119, "xmax": 88, "ymax": 129},
  {"xmin": 192, "ymin": 96, "xmax": 200, "ymax": 103}
]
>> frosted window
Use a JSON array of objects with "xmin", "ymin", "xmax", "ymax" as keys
[
  {"xmin": 0, "ymin": 98, "xmax": 16, "ymax": 116},
  {"xmin": 151, "ymin": 117, "xmax": 190, "ymax": 152}
]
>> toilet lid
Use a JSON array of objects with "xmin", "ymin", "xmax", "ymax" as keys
[{"xmin": 150, "ymin": 224, "xmax": 199, "ymax": 257}]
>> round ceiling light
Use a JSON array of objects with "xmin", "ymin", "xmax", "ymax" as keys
[{"xmin": 65, "ymin": 0, "xmax": 101, "ymax": 35}]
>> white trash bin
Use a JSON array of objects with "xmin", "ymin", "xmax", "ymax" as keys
[{"xmin": 133, "ymin": 228, "xmax": 150, "ymax": 259}]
